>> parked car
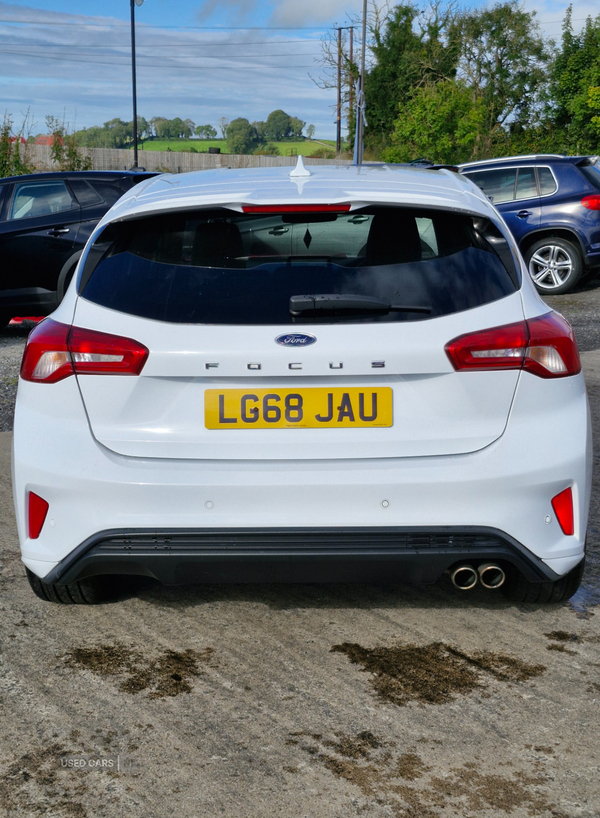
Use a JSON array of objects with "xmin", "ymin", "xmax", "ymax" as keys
[
  {"xmin": 460, "ymin": 154, "xmax": 600, "ymax": 294},
  {"xmin": 12, "ymin": 161, "xmax": 590, "ymax": 604},
  {"xmin": 0, "ymin": 169, "xmax": 158, "ymax": 328}
]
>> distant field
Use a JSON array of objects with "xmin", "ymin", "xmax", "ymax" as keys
[{"xmin": 137, "ymin": 139, "xmax": 338, "ymax": 156}]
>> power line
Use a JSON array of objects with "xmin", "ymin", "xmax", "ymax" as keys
[
  {"xmin": 0, "ymin": 39, "xmax": 320, "ymax": 47},
  {"xmin": 0, "ymin": 47, "xmax": 320, "ymax": 58},
  {"xmin": 0, "ymin": 48, "xmax": 316, "ymax": 70},
  {"xmin": 0, "ymin": 19, "xmax": 331, "ymax": 30}
]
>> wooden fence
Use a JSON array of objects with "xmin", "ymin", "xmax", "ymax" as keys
[{"xmin": 27, "ymin": 144, "xmax": 350, "ymax": 173}]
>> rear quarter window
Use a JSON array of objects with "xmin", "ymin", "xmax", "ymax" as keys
[
  {"xmin": 80, "ymin": 206, "xmax": 518, "ymax": 325},
  {"xmin": 579, "ymin": 164, "xmax": 600, "ymax": 191},
  {"xmin": 88, "ymin": 182, "xmax": 123, "ymax": 207},
  {"xmin": 69, "ymin": 180, "xmax": 104, "ymax": 207},
  {"xmin": 538, "ymin": 167, "xmax": 557, "ymax": 196}
]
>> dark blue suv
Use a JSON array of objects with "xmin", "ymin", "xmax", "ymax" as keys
[{"xmin": 460, "ymin": 155, "xmax": 600, "ymax": 294}]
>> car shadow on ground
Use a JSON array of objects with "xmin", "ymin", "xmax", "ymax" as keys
[{"xmin": 96, "ymin": 571, "xmax": 597, "ymax": 616}]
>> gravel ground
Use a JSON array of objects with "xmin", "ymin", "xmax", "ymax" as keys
[{"xmin": 0, "ymin": 321, "xmax": 31, "ymax": 432}]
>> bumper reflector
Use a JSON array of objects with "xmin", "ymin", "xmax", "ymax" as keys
[
  {"xmin": 28, "ymin": 492, "xmax": 49, "ymax": 539},
  {"xmin": 551, "ymin": 488, "xmax": 574, "ymax": 536}
]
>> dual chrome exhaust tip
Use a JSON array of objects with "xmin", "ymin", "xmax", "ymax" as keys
[{"xmin": 450, "ymin": 563, "xmax": 506, "ymax": 591}]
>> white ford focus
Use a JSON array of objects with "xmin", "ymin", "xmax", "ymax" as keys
[{"xmin": 11, "ymin": 160, "xmax": 591, "ymax": 604}]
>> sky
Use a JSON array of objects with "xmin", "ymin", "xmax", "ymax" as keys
[{"xmin": 0, "ymin": 0, "xmax": 596, "ymax": 141}]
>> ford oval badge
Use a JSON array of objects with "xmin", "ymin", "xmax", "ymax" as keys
[{"xmin": 275, "ymin": 333, "xmax": 317, "ymax": 347}]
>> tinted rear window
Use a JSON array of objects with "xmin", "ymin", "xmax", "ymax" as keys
[
  {"xmin": 80, "ymin": 207, "xmax": 518, "ymax": 325},
  {"xmin": 579, "ymin": 164, "xmax": 600, "ymax": 191}
]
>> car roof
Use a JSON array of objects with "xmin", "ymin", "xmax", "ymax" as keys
[
  {"xmin": 102, "ymin": 161, "xmax": 496, "ymax": 223},
  {"xmin": 0, "ymin": 170, "xmax": 158, "ymax": 184}
]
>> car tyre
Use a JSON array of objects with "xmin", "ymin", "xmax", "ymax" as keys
[
  {"xmin": 25, "ymin": 567, "xmax": 107, "ymax": 604},
  {"xmin": 501, "ymin": 558, "xmax": 585, "ymax": 604},
  {"xmin": 524, "ymin": 237, "xmax": 583, "ymax": 294}
]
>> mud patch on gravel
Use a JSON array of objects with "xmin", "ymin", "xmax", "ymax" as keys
[
  {"xmin": 545, "ymin": 631, "xmax": 581, "ymax": 655},
  {"xmin": 330, "ymin": 642, "xmax": 545, "ymax": 706},
  {"xmin": 322, "ymin": 730, "xmax": 380, "ymax": 759},
  {"xmin": 0, "ymin": 743, "xmax": 88, "ymax": 817},
  {"xmin": 63, "ymin": 643, "xmax": 213, "ymax": 698},
  {"xmin": 291, "ymin": 733, "xmax": 565, "ymax": 817},
  {"xmin": 544, "ymin": 630, "xmax": 581, "ymax": 643}
]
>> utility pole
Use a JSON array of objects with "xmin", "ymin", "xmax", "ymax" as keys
[
  {"xmin": 336, "ymin": 27, "xmax": 342, "ymax": 153},
  {"xmin": 348, "ymin": 27, "xmax": 354, "ymax": 129}
]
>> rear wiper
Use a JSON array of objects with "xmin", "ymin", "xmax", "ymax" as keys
[{"xmin": 289, "ymin": 294, "xmax": 431, "ymax": 316}]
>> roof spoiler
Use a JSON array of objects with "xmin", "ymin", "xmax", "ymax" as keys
[
  {"xmin": 409, "ymin": 158, "xmax": 459, "ymax": 173},
  {"xmin": 575, "ymin": 156, "xmax": 600, "ymax": 167}
]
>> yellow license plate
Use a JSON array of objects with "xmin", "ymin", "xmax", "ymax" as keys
[{"xmin": 205, "ymin": 387, "xmax": 393, "ymax": 429}]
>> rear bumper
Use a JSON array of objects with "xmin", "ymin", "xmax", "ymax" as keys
[
  {"xmin": 44, "ymin": 526, "xmax": 561, "ymax": 586},
  {"xmin": 12, "ymin": 367, "xmax": 592, "ymax": 585}
]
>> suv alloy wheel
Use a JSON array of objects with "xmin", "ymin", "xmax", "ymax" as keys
[{"xmin": 524, "ymin": 237, "xmax": 583, "ymax": 294}]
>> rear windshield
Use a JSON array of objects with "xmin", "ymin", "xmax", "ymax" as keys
[{"xmin": 80, "ymin": 206, "xmax": 518, "ymax": 325}]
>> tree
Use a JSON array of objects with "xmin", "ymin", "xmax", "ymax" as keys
[
  {"xmin": 265, "ymin": 109, "xmax": 292, "ymax": 140},
  {"xmin": 364, "ymin": 3, "xmax": 461, "ymax": 151},
  {"xmin": 547, "ymin": 6, "xmax": 600, "ymax": 152},
  {"xmin": 195, "ymin": 124, "xmax": 217, "ymax": 139},
  {"xmin": 136, "ymin": 116, "xmax": 149, "ymax": 141},
  {"xmin": 171, "ymin": 117, "xmax": 191, "ymax": 138},
  {"xmin": 45, "ymin": 115, "xmax": 91, "ymax": 171},
  {"xmin": 252, "ymin": 121, "xmax": 268, "ymax": 142},
  {"xmin": 383, "ymin": 79, "xmax": 485, "ymax": 164},
  {"xmin": 218, "ymin": 117, "xmax": 230, "ymax": 138},
  {"xmin": 226, "ymin": 118, "xmax": 257, "ymax": 154},
  {"xmin": 102, "ymin": 118, "xmax": 131, "ymax": 148},
  {"xmin": 155, "ymin": 118, "xmax": 177, "ymax": 140},
  {"xmin": 0, "ymin": 113, "xmax": 34, "ymax": 177},
  {"xmin": 314, "ymin": 3, "xmax": 460, "ymax": 151},
  {"xmin": 453, "ymin": 2, "xmax": 550, "ymax": 156},
  {"xmin": 306, "ymin": 124, "xmax": 315, "ymax": 139},
  {"xmin": 289, "ymin": 116, "xmax": 305, "ymax": 139},
  {"xmin": 148, "ymin": 116, "xmax": 164, "ymax": 138}
]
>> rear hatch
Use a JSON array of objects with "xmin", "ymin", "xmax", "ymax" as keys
[{"xmin": 73, "ymin": 204, "xmax": 523, "ymax": 460}]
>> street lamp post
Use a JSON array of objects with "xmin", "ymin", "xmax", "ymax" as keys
[{"xmin": 130, "ymin": 0, "xmax": 144, "ymax": 168}]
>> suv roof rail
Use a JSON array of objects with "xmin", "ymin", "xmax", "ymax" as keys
[{"xmin": 460, "ymin": 155, "xmax": 565, "ymax": 168}]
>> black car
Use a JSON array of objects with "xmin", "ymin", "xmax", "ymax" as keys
[
  {"xmin": 460, "ymin": 155, "xmax": 600, "ymax": 294},
  {"xmin": 0, "ymin": 170, "xmax": 158, "ymax": 327}
]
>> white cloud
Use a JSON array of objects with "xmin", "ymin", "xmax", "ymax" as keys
[
  {"xmin": 0, "ymin": 2, "xmax": 339, "ymax": 137},
  {"xmin": 270, "ymin": 0, "xmax": 362, "ymax": 27},
  {"xmin": 195, "ymin": 0, "xmax": 259, "ymax": 24},
  {"xmin": 522, "ymin": 0, "xmax": 598, "ymax": 37}
]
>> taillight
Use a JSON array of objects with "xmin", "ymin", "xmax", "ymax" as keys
[
  {"xmin": 582, "ymin": 194, "xmax": 600, "ymax": 210},
  {"xmin": 20, "ymin": 319, "xmax": 72, "ymax": 383},
  {"xmin": 28, "ymin": 492, "xmax": 49, "ymax": 539},
  {"xmin": 551, "ymin": 487, "xmax": 574, "ymax": 535},
  {"xmin": 241, "ymin": 204, "xmax": 351, "ymax": 214},
  {"xmin": 20, "ymin": 319, "xmax": 149, "ymax": 383},
  {"xmin": 68, "ymin": 325, "xmax": 149, "ymax": 376},
  {"xmin": 445, "ymin": 312, "xmax": 581, "ymax": 379}
]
